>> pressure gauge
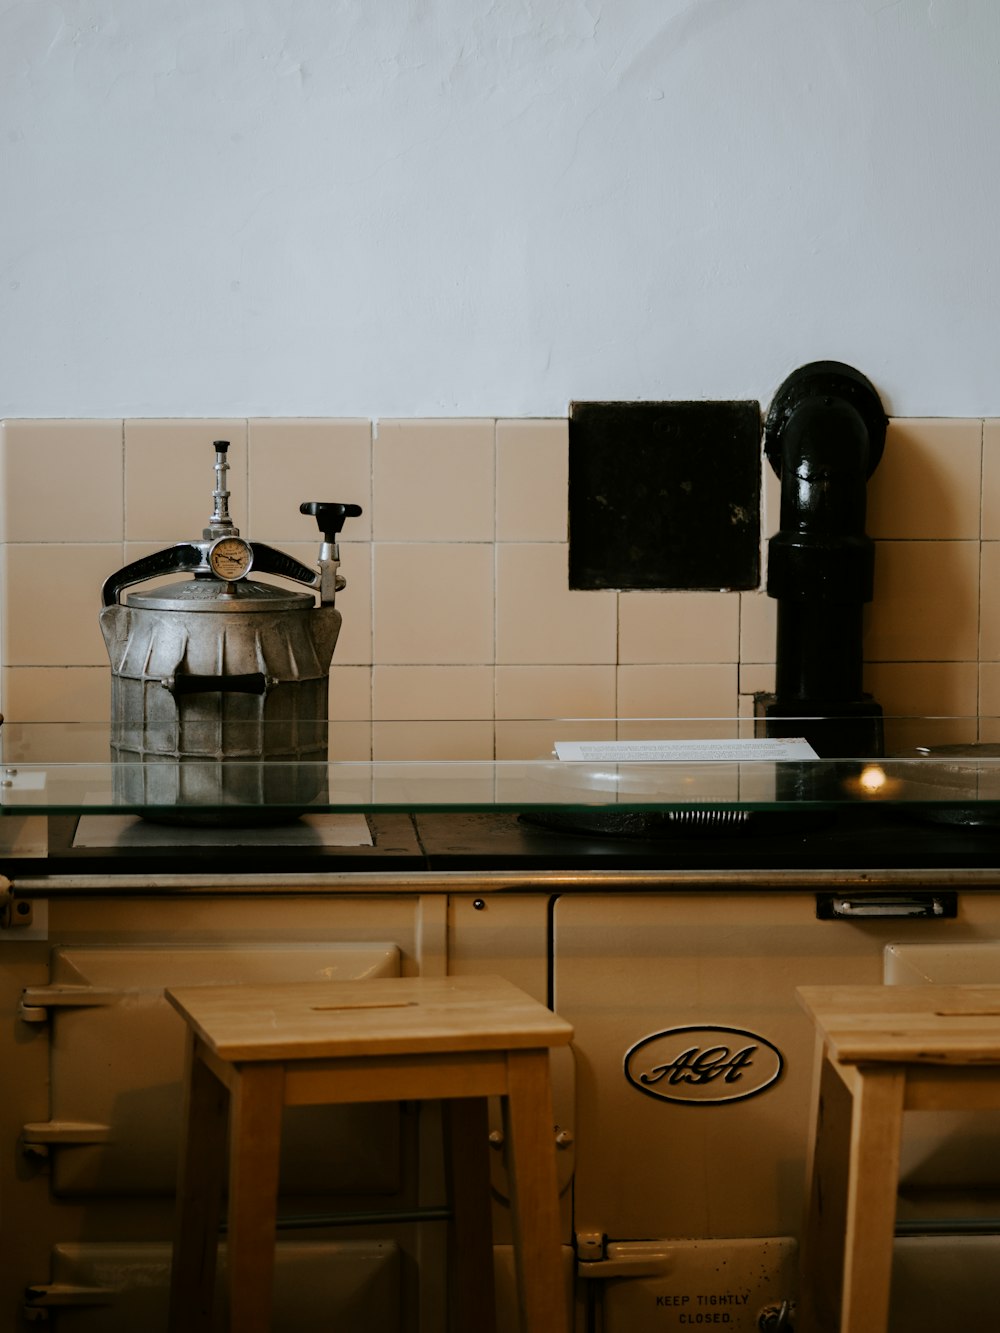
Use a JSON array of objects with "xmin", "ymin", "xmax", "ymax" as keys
[{"xmin": 208, "ymin": 535, "xmax": 254, "ymax": 581}]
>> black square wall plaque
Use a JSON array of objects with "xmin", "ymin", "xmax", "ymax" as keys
[{"xmin": 568, "ymin": 400, "xmax": 761, "ymax": 591}]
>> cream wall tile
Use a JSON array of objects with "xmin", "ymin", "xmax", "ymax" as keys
[
  {"xmin": 248, "ymin": 539, "xmax": 372, "ymax": 666},
  {"xmin": 618, "ymin": 592, "xmax": 739, "ymax": 664},
  {"xmin": 5, "ymin": 545, "xmax": 123, "ymax": 666},
  {"xmin": 495, "ymin": 419, "xmax": 568, "ymax": 542},
  {"xmin": 125, "ymin": 420, "xmax": 248, "ymax": 542},
  {"xmin": 373, "ymin": 666, "xmax": 494, "ymax": 720},
  {"xmin": 328, "ymin": 720, "xmax": 372, "ymax": 761},
  {"xmin": 495, "ymin": 665, "xmax": 616, "ymax": 719},
  {"xmin": 979, "ymin": 543, "xmax": 1000, "ymax": 661},
  {"xmin": 738, "ymin": 663, "xmax": 775, "ymax": 697},
  {"xmin": 373, "ymin": 420, "xmax": 494, "ymax": 541},
  {"xmin": 496, "ymin": 544, "xmax": 616, "ymax": 665},
  {"xmin": 739, "ymin": 592, "xmax": 776, "ymax": 664},
  {"xmin": 617, "ymin": 664, "xmax": 740, "ymax": 717},
  {"xmin": 329, "ymin": 666, "xmax": 372, "ymax": 721},
  {"xmin": 979, "ymin": 664, "xmax": 1000, "ymax": 733},
  {"xmin": 326, "ymin": 541, "xmax": 371, "ymax": 666},
  {"xmin": 495, "ymin": 718, "xmax": 615, "ymax": 759},
  {"xmin": 372, "ymin": 720, "xmax": 494, "ymax": 760},
  {"xmin": 868, "ymin": 419, "xmax": 982, "ymax": 540},
  {"xmin": 864, "ymin": 661, "xmax": 979, "ymax": 719},
  {"xmin": 983, "ymin": 421, "xmax": 1000, "ymax": 540},
  {"xmin": 864, "ymin": 540, "xmax": 980, "ymax": 662},
  {"xmin": 1, "ymin": 420, "xmax": 123, "ymax": 543},
  {"xmin": 248, "ymin": 419, "xmax": 372, "ymax": 542},
  {"xmin": 9, "ymin": 415, "xmax": 1000, "ymax": 749},
  {"xmin": 614, "ymin": 718, "xmax": 739, "ymax": 740},
  {"xmin": 373, "ymin": 543, "xmax": 493, "ymax": 664},
  {"xmin": 2, "ymin": 667, "xmax": 109, "ymax": 722}
]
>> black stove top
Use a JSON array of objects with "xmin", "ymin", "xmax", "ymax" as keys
[{"xmin": 7, "ymin": 805, "xmax": 1000, "ymax": 879}]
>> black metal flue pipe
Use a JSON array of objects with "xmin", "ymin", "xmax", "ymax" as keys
[{"xmin": 756, "ymin": 361, "xmax": 887, "ymax": 758}]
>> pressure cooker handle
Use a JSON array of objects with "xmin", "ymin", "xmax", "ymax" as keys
[
  {"xmin": 101, "ymin": 544, "xmax": 204, "ymax": 607},
  {"xmin": 299, "ymin": 502, "xmax": 363, "ymax": 542},
  {"xmin": 247, "ymin": 543, "xmax": 321, "ymax": 587}
]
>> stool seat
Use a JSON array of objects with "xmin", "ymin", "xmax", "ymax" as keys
[
  {"xmin": 166, "ymin": 974, "xmax": 574, "ymax": 1333},
  {"xmin": 797, "ymin": 984, "xmax": 1000, "ymax": 1333}
]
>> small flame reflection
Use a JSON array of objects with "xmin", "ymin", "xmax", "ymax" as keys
[
  {"xmin": 858, "ymin": 764, "xmax": 888, "ymax": 793},
  {"xmin": 847, "ymin": 763, "xmax": 900, "ymax": 799}
]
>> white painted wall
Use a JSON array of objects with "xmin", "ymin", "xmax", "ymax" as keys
[{"xmin": 2, "ymin": 0, "xmax": 997, "ymax": 418}]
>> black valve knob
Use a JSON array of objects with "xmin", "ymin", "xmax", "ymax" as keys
[{"xmin": 300, "ymin": 502, "xmax": 363, "ymax": 542}]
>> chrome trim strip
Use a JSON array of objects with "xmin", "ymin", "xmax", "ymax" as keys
[{"xmin": 9, "ymin": 867, "xmax": 1000, "ymax": 895}]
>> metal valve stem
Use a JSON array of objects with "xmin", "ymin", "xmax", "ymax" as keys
[{"xmin": 205, "ymin": 440, "xmax": 238, "ymax": 536}]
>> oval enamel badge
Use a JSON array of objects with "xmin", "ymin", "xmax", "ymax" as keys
[{"xmin": 624, "ymin": 1025, "xmax": 784, "ymax": 1105}]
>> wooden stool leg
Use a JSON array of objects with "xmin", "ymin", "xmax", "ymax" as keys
[
  {"xmin": 225, "ymin": 1063, "xmax": 286, "ymax": 1333},
  {"xmin": 503, "ymin": 1049, "xmax": 567, "ymax": 1333},
  {"xmin": 169, "ymin": 1033, "xmax": 229, "ymax": 1333},
  {"xmin": 444, "ymin": 1096, "xmax": 497, "ymax": 1333},
  {"xmin": 800, "ymin": 1039, "xmax": 854, "ymax": 1333},
  {"xmin": 840, "ymin": 1067, "xmax": 905, "ymax": 1333}
]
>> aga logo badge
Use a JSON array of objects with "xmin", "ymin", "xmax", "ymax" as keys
[{"xmin": 624, "ymin": 1026, "xmax": 784, "ymax": 1105}]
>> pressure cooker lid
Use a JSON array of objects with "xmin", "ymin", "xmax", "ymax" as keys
[{"xmin": 126, "ymin": 578, "xmax": 315, "ymax": 613}]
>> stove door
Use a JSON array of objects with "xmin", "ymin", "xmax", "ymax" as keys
[
  {"xmin": 553, "ymin": 888, "xmax": 1000, "ymax": 1242},
  {"xmin": 26, "ymin": 1240, "xmax": 400, "ymax": 1332},
  {"xmin": 22, "ymin": 943, "xmax": 402, "ymax": 1196}
]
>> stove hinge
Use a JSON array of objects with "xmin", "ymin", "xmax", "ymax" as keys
[
  {"xmin": 0, "ymin": 876, "xmax": 34, "ymax": 930},
  {"xmin": 23, "ymin": 1281, "xmax": 117, "ymax": 1322},
  {"xmin": 18, "ymin": 985, "xmax": 119, "ymax": 1023},
  {"xmin": 576, "ymin": 1233, "xmax": 675, "ymax": 1278},
  {"xmin": 20, "ymin": 1120, "xmax": 113, "ymax": 1162}
]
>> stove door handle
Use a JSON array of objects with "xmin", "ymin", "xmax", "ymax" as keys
[{"xmin": 817, "ymin": 893, "xmax": 957, "ymax": 920}]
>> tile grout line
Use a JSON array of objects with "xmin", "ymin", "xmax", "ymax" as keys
[
  {"xmin": 978, "ymin": 416, "xmax": 986, "ymax": 736},
  {"xmin": 367, "ymin": 418, "xmax": 376, "ymax": 751},
  {"xmin": 493, "ymin": 419, "xmax": 498, "ymax": 757}
]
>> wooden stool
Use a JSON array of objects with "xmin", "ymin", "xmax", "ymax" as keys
[
  {"xmin": 166, "ymin": 973, "xmax": 573, "ymax": 1333},
  {"xmin": 797, "ymin": 984, "xmax": 1000, "ymax": 1333}
]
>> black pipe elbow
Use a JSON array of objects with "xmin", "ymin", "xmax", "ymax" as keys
[
  {"xmin": 767, "ymin": 395, "xmax": 876, "ymax": 606},
  {"xmin": 757, "ymin": 361, "xmax": 887, "ymax": 756}
]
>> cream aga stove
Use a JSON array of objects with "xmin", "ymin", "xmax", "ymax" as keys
[{"xmin": 3, "ymin": 719, "xmax": 1000, "ymax": 1332}]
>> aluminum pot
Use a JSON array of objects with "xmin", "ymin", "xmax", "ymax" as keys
[{"xmin": 99, "ymin": 441, "xmax": 361, "ymax": 823}]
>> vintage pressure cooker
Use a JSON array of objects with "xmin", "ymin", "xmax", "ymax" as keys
[{"xmin": 99, "ymin": 441, "xmax": 361, "ymax": 820}]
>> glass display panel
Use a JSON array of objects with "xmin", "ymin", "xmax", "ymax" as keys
[{"xmin": 1, "ymin": 718, "xmax": 1000, "ymax": 819}]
